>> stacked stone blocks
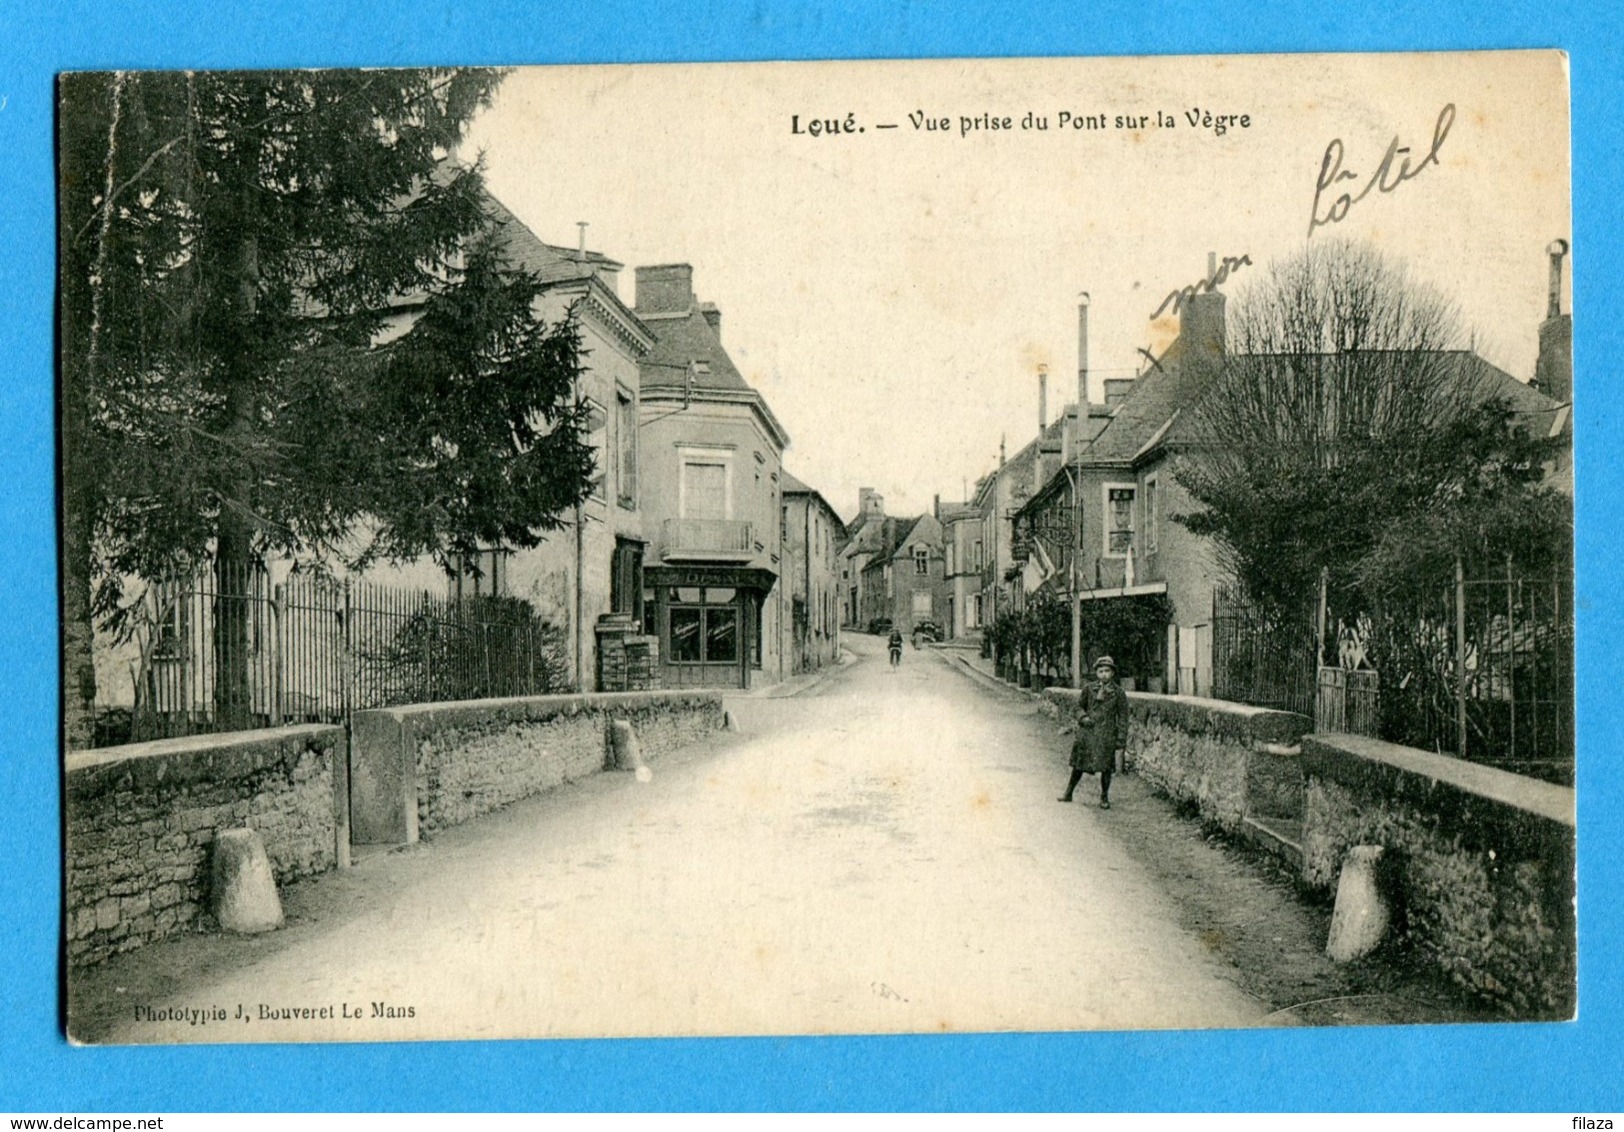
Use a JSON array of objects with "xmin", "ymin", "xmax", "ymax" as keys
[{"xmin": 65, "ymin": 725, "xmax": 346, "ymax": 967}]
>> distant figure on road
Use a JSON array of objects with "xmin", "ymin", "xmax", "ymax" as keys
[
  {"xmin": 1059, "ymin": 655, "xmax": 1129, "ymax": 809},
  {"xmin": 888, "ymin": 628, "xmax": 904, "ymax": 668}
]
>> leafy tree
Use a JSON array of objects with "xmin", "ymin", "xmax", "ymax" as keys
[
  {"xmin": 60, "ymin": 69, "xmax": 594, "ymax": 743},
  {"xmin": 1174, "ymin": 239, "xmax": 1567, "ymax": 617}
]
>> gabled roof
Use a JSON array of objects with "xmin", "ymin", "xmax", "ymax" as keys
[
  {"xmin": 782, "ymin": 470, "xmax": 847, "ymax": 539},
  {"xmin": 1077, "ymin": 355, "xmax": 1203, "ymax": 466},
  {"xmin": 479, "ymin": 192, "xmax": 624, "ymax": 285},
  {"xmin": 856, "ymin": 516, "xmax": 926, "ymax": 571},
  {"xmin": 1074, "ymin": 343, "xmax": 1561, "ymax": 473},
  {"xmin": 638, "ymin": 307, "xmax": 753, "ymax": 393}
]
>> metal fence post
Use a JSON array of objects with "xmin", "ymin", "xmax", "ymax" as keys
[
  {"xmin": 342, "ymin": 578, "xmax": 353, "ymax": 720},
  {"xmin": 1455, "ymin": 556, "xmax": 1468, "ymax": 759},
  {"xmin": 272, "ymin": 582, "xmax": 285, "ymax": 727}
]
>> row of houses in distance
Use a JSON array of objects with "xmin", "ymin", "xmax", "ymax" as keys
[{"xmin": 843, "ymin": 246, "xmax": 1573, "ymax": 698}]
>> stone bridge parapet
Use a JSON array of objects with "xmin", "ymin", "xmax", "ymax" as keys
[
  {"xmin": 350, "ymin": 689, "xmax": 725, "ymax": 843},
  {"xmin": 66, "ymin": 724, "xmax": 348, "ymax": 967}
]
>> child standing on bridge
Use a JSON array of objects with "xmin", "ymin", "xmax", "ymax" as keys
[{"xmin": 1059, "ymin": 656, "xmax": 1129, "ymax": 810}]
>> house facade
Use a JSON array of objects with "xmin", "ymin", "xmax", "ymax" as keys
[
  {"xmin": 939, "ymin": 501, "xmax": 983, "ymax": 640},
  {"xmin": 857, "ymin": 514, "xmax": 947, "ymax": 636},
  {"xmin": 1012, "ymin": 259, "xmax": 1569, "ymax": 697},
  {"xmin": 781, "ymin": 471, "xmax": 846, "ymax": 672},
  {"xmin": 634, "ymin": 264, "xmax": 791, "ymax": 689}
]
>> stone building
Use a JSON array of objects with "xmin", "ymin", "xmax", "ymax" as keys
[
  {"xmin": 938, "ymin": 500, "xmax": 983, "ymax": 640},
  {"xmin": 837, "ymin": 488, "xmax": 890, "ymax": 629},
  {"xmin": 780, "ymin": 470, "xmax": 846, "ymax": 673},
  {"xmin": 634, "ymin": 264, "xmax": 792, "ymax": 689},
  {"xmin": 1013, "ymin": 252, "xmax": 1569, "ymax": 696},
  {"xmin": 857, "ymin": 513, "xmax": 948, "ymax": 637}
]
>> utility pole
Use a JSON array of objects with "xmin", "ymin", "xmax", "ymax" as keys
[{"xmin": 1069, "ymin": 465, "xmax": 1083, "ymax": 689}]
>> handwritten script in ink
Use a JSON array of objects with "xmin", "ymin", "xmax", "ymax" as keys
[
  {"xmin": 1308, "ymin": 104, "xmax": 1456, "ymax": 237},
  {"xmin": 1151, "ymin": 254, "xmax": 1253, "ymax": 320}
]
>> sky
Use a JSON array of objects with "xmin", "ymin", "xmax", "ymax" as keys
[{"xmin": 462, "ymin": 52, "xmax": 1571, "ymax": 523}]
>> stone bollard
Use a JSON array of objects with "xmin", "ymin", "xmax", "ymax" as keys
[
  {"xmin": 1326, "ymin": 844, "xmax": 1389, "ymax": 962},
  {"xmin": 210, "ymin": 828, "xmax": 284, "ymax": 934},
  {"xmin": 609, "ymin": 718, "xmax": 653, "ymax": 782},
  {"xmin": 723, "ymin": 710, "xmax": 740, "ymax": 733}
]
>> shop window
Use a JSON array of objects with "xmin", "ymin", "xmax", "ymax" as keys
[{"xmin": 665, "ymin": 587, "xmax": 743, "ymax": 666}]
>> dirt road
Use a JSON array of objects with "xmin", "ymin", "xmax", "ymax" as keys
[{"xmin": 73, "ymin": 634, "xmax": 1271, "ymax": 1043}]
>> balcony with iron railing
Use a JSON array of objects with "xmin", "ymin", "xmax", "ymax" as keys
[{"xmin": 661, "ymin": 517, "xmax": 756, "ymax": 562}]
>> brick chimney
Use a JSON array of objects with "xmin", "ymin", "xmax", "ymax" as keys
[
  {"xmin": 1103, "ymin": 378, "xmax": 1136, "ymax": 406},
  {"xmin": 1180, "ymin": 256, "xmax": 1227, "ymax": 362},
  {"xmin": 635, "ymin": 264, "xmax": 695, "ymax": 315},
  {"xmin": 1534, "ymin": 239, "xmax": 1572, "ymax": 403},
  {"xmin": 698, "ymin": 301, "xmax": 722, "ymax": 341}
]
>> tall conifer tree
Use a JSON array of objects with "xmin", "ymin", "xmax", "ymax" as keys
[{"xmin": 60, "ymin": 69, "xmax": 593, "ymax": 743}]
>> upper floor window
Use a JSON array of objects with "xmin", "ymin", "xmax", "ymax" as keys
[
  {"xmin": 616, "ymin": 390, "xmax": 637, "ymax": 510},
  {"xmin": 1144, "ymin": 476, "xmax": 1159, "ymax": 554},
  {"xmin": 1105, "ymin": 485, "xmax": 1135, "ymax": 557},
  {"xmin": 682, "ymin": 459, "xmax": 729, "ymax": 520},
  {"xmin": 450, "ymin": 548, "xmax": 508, "ymax": 601},
  {"xmin": 583, "ymin": 398, "xmax": 608, "ymax": 502},
  {"xmin": 973, "ymin": 540, "xmax": 984, "ymax": 571},
  {"xmin": 914, "ymin": 546, "xmax": 929, "ymax": 575}
]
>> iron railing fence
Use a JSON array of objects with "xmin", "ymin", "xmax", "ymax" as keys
[
  {"xmin": 1211, "ymin": 583, "xmax": 1318, "ymax": 718},
  {"xmin": 1364, "ymin": 565, "xmax": 1572, "ymax": 784},
  {"xmin": 118, "ymin": 562, "xmax": 569, "ymax": 745},
  {"xmin": 1213, "ymin": 564, "xmax": 1573, "ymax": 784}
]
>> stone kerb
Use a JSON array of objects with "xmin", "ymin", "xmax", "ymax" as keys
[
  {"xmin": 350, "ymin": 689, "xmax": 725, "ymax": 842},
  {"xmin": 1041, "ymin": 688, "xmax": 1310, "ymax": 830},
  {"xmin": 1300, "ymin": 732, "xmax": 1576, "ymax": 1017},
  {"xmin": 65, "ymin": 724, "xmax": 347, "ymax": 967}
]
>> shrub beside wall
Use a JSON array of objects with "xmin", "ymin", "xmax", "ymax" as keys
[{"xmin": 65, "ymin": 724, "xmax": 347, "ymax": 967}]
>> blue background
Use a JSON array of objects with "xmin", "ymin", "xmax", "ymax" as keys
[{"xmin": 2, "ymin": 0, "xmax": 1618, "ymax": 1112}]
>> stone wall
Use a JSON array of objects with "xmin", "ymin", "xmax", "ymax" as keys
[
  {"xmin": 1301, "ymin": 733, "xmax": 1576, "ymax": 1017},
  {"xmin": 1042, "ymin": 688, "xmax": 1309, "ymax": 830},
  {"xmin": 350, "ymin": 690, "xmax": 724, "ymax": 842},
  {"xmin": 65, "ymin": 725, "xmax": 348, "ymax": 967}
]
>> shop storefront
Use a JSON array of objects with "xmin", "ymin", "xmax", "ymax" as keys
[{"xmin": 644, "ymin": 566, "xmax": 777, "ymax": 689}]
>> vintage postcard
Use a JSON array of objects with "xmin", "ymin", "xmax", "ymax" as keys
[{"xmin": 60, "ymin": 51, "xmax": 1573, "ymax": 1044}]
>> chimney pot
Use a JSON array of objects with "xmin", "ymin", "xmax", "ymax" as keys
[{"xmin": 1546, "ymin": 238, "xmax": 1570, "ymax": 320}]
